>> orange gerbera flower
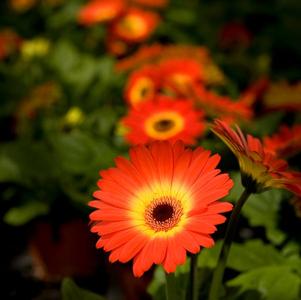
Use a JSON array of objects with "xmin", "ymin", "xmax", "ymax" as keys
[
  {"xmin": 194, "ymin": 85, "xmax": 253, "ymax": 123},
  {"xmin": 110, "ymin": 8, "xmax": 159, "ymax": 43},
  {"xmin": 124, "ymin": 65, "xmax": 159, "ymax": 106},
  {"xmin": 263, "ymin": 125, "xmax": 301, "ymax": 158},
  {"xmin": 158, "ymin": 58, "xmax": 204, "ymax": 95},
  {"xmin": 116, "ymin": 45, "xmax": 225, "ymax": 85},
  {"xmin": 89, "ymin": 140, "xmax": 233, "ymax": 276},
  {"xmin": 122, "ymin": 96, "xmax": 205, "ymax": 145},
  {"xmin": 130, "ymin": 0, "xmax": 168, "ymax": 8},
  {"xmin": 78, "ymin": 0, "xmax": 125, "ymax": 26},
  {"xmin": 212, "ymin": 120, "xmax": 301, "ymax": 195}
]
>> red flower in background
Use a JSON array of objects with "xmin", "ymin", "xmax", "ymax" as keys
[
  {"xmin": 124, "ymin": 65, "xmax": 159, "ymax": 107},
  {"xmin": 239, "ymin": 77, "xmax": 270, "ymax": 106},
  {"xmin": 0, "ymin": 29, "xmax": 22, "ymax": 60},
  {"xmin": 122, "ymin": 96, "xmax": 205, "ymax": 145},
  {"xmin": 130, "ymin": 0, "xmax": 168, "ymax": 8},
  {"xmin": 158, "ymin": 58, "xmax": 204, "ymax": 95},
  {"xmin": 219, "ymin": 22, "xmax": 252, "ymax": 49},
  {"xmin": 78, "ymin": 0, "xmax": 125, "ymax": 25},
  {"xmin": 212, "ymin": 120, "xmax": 301, "ymax": 195},
  {"xmin": 115, "ymin": 45, "xmax": 224, "ymax": 87},
  {"xmin": 89, "ymin": 141, "xmax": 233, "ymax": 276},
  {"xmin": 105, "ymin": 35, "xmax": 129, "ymax": 56},
  {"xmin": 193, "ymin": 85, "xmax": 253, "ymax": 123},
  {"xmin": 264, "ymin": 125, "xmax": 301, "ymax": 158},
  {"xmin": 110, "ymin": 8, "xmax": 159, "ymax": 43}
]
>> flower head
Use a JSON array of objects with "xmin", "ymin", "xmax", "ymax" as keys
[
  {"xmin": 89, "ymin": 140, "xmax": 233, "ymax": 276},
  {"xmin": 158, "ymin": 58, "xmax": 203, "ymax": 95},
  {"xmin": 110, "ymin": 8, "xmax": 159, "ymax": 43},
  {"xmin": 64, "ymin": 107, "xmax": 84, "ymax": 126},
  {"xmin": 0, "ymin": 29, "xmax": 22, "ymax": 60},
  {"xmin": 78, "ymin": 0, "xmax": 125, "ymax": 26},
  {"xmin": 212, "ymin": 120, "xmax": 301, "ymax": 195},
  {"xmin": 131, "ymin": 0, "xmax": 168, "ymax": 8},
  {"xmin": 124, "ymin": 65, "xmax": 159, "ymax": 107},
  {"xmin": 122, "ymin": 96, "xmax": 205, "ymax": 145},
  {"xmin": 116, "ymin": 44, "xmax": 225, "ymax": 85},
  {"xmin": 194, "ymin": 85, "xmax": 253, "ymax": 123},
  {"xmin": 9, "ymin": 0, "xmax": 37, "ymax": 12},
  {"xmin": 264, "ymin": 125, "xmax": 301, "ymax": 158}
]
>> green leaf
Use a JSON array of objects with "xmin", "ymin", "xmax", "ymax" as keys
[
  {"xmin": 51, "ymin": 131, "xmax": 117, "ymax": 175},
  {"xmin": 199, "ymin": 240, "xmax": 295, "ymax": 272},
  {"xmin": 49, "ymin": 41, "xmax": 96, "ymax": 96},
  {"xmin": 198, "ymin": 242, "xmax": 222, "ymax": 269},
  {"xmin": 166, "ymin": 9, "xmax": 197, "ymax": 25},
  {"xmin": 246, "ymin": 112, "xmax": 284, "ymax": 136},
  {"xmin": 227, "ymin": 172, "xmax": 286, "ymax": 244},
  {"xmin": 148, "ymin": 266, "xmax": 166, "ymax": 298},
  {"xmin": 4, "ymin": 201, "xmax": 49, "ymax": 226},
  {"xmin": 148, "ymin": 265, "xmax": 188, "ymax": 300},
  {"xmin": 243, "ymin": 190, "xmax": 286, "ymax": 244},
  {"xmin": 0, "ymin": 140, "xmax": 57, "ymax": 185},
  {"xmin": 0, "ymin": 154, "xmax": 21, "ymax": 183},
  {"xmin": 227, "ymin": 240, "xmax": 285, "ymax": 272},
  {"xmin": 61, "ymin": 278, "xmax": 106, "ymax": 300},
  {"xmin": 227, "ymin": 266, "xmax": 301, "ymax": 300}
]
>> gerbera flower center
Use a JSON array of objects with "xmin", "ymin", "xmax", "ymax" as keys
[
  {"xmin": 153, "ymin": 119, "xmax": 175, "ymax": 132},
  {"xmin": 144, "ymin": 111, "xmax": 185, "ymax": 140},
  {"xmin": 130, "ymin": 77, "xmax": 154, "ymax": 105},
  {"xmin": 118, "ymin": 15, "xmax": 147, "ymax": 38},
  {"xmin": 145, "ymin": 197, "xmax": 183, "ymax": 232}
]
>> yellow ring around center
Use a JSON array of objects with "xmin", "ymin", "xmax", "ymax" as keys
[{"xmin": 144, "ymin": 111, "xmax": 184, "ymax": 140}]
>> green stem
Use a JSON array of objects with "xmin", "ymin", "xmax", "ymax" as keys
[
  {"xmin": 188, "ymin": 254, "xmax": 199, "ymax": 300},
  {"xmin": 208, "ymin": 189, "xmax": 251, "ymax": 300},
  {"xmin": 165, "ymin": 273, "xmax": 178, "ymax": 300}
]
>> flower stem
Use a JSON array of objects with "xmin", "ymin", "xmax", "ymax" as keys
[
  {"xmin": 208, "ymin": 189, "xmax": 251, "ymax": 300},
  {"xmin": 188, "ymin": 254, "xmax": 199, "ymax": 300},
  {"xmin": 165, "ymin": 273, "xmax": 179, "ymax": 300}
]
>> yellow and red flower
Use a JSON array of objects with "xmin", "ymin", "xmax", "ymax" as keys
[
  {"xmin": 263, "ymin": 125, "xmax": 301, "ymax": 158},
  {"xmin": 78, "ymin": 0, "xmax": 125, "ymax": 26},
  {"xmin": 116, "ymin": 45, "xmax": 225, "ymax": 86},
  {"xmin": 122, "ymin": 96, "xmax": 205, "ymax": 145},
  {"xmin": 212, "ymin": 120, "xmax": 301, "ymax": 195},
  {"xmin": 124, "ymin": 65, "xmax": 159, "ymax": 106},
  {"xmin": 89, "ymin": 140, "xmax": 233, "ymax": 276},
  {"xmin": 110, "ymin": 8, "xmax": 159, "ymax": 43},
  {"xmin": 158, "ymin": 58, "xmax": 204, "ymax": 95}
]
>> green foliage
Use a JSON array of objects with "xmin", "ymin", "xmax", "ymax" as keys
[
  {"xmin": 4, "ymin": 201, "xmax": 49, "ymax": 226},
  {"xmin": 50, "ymin": 130, "xmax": 117, "ymax": 175},
  {"xmin": 61, "ymin": 278, "xmax": 106, "ymax": 300},
  {"xmin": 198, "ymin": 240, "xmax": 301, "ymax": 299},
  {"xmin": 228, "ymin": 266, "xmax": 301, "ymax": 300},
  {"xmin": 149, "ymin": 263, "xmax": 190, "ymax": 300},
  {"xmin": 0, "ymin": 154, "xmax": 21, "ymax": 183},
  {"xmin": 227, "ymin": 172, "xmax": 287, "ymax": 244}
]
